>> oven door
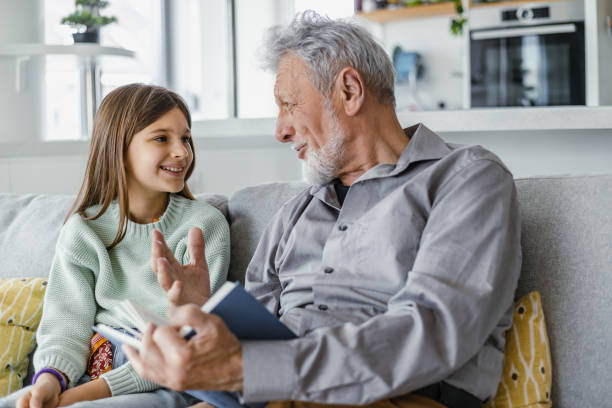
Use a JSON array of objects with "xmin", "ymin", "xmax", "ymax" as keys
[{"xmin": 470, "ymin": 22, "xmax": 585, "ymax": 107}]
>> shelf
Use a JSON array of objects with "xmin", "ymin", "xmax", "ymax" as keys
[
  {"xmin": 357, "ymin": 2, "xmax": 457, "ymax": 23},
  {"xmin": 470, "ymin": 0, "xmax": 568, "ymax": 9},
  {"xmin": 0, "ymin": 43, "xmax": 134, "ymax": 58}
]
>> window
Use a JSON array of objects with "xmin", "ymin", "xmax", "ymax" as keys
[
  {"xmin": 37, "ymin": 0, "xmax": 354, "ymax": 140},
  {"xmin": 43, "ymin": 0, "xmax": 164, "ymax": 140}
]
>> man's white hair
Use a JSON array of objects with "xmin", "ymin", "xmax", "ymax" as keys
[{"xmin": 261, "ymin": 10, "xmax": 396, "ymax": 107}]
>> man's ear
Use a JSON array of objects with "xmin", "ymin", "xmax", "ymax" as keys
[{"xmin": 335, "ymin": 67, "xmax": 365, "ymax": 117}]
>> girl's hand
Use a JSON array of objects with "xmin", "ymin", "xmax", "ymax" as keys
[
  {"xmin": 151, "ymin": 228, "xmax": 211, "ymax": 307},
  {"xmin": 17, "ymin": 373, "xmax": 61, "ymax": 408}
]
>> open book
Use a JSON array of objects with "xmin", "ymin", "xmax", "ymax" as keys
[
  {"xmin": 92, "ymin": 281, "xmax": 296, "ymax": 351},
  {"xmin": 93, "ymin": 281, "xmax": 294, "ymax": 408}
]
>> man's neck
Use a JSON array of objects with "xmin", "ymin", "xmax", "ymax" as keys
[{"xmin": 337, "ymin": 107, "xmax": 409, "ymax": 186}]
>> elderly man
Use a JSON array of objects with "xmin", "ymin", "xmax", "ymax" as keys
[{"xmin": 125, "ymin": 11, "xmax": 521, "ymax": 408}]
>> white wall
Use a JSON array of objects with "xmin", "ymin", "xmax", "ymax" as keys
[
  {"xmin": 441, "ymin": 129, "xmax": 612, "ymax": 178},
  {"xmin": 0, "ymin": 143, "xmax": 301, "ymax": 196}
]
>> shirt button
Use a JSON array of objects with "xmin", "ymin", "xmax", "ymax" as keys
[
  {"xmin": 338, "ymin": 224, "xmax": 348, "ymax": 231},
  {"xmin": 324, "ymin": 267, "xmax": 334, "ymax": 274},
  {"xmin": 318, "ymin": 304, "xmax": 328, "ymax": 311}
]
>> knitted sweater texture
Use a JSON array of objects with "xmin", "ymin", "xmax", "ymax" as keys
[{"xmin": 33, "ymin": 194, "xmax": 230, "ymax": 396}]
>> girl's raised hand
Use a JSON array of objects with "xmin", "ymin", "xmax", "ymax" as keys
[{"xmin": 151, "ymin": 228, "xmax": 211, "ymax": 307}]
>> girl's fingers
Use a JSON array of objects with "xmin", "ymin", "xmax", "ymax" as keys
[
  {"xmin": 16, "ymin": 391, "xmax": 31, "ymax": 408},
  {"xmin": 187, "ymin": 227, "xmax": 206, "ymax": 267},
  {"xmin": 156, "ymin": 257, "xmax": 175, "ymax": 292},
  {"xmin": 167, "ymin": 280, "xmax": 182, "ymax": 305}
]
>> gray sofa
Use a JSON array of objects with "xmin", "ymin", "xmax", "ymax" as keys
[{"xmin": 0, "ymin": 175, "xmax": 610, "ymax": 407}]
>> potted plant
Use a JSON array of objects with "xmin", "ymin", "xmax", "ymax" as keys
[{"xmin": 61, "ymin": 0, "xmax": 117, "ymax": 43}]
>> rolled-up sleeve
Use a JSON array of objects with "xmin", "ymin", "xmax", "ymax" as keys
[{"xmin": 242, "ymin": 159, "xmax": 521, "ymax": 404}]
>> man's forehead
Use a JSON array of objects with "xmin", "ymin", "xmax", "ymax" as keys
[{"xmin": 274, "ymin": 54, "xmax": 314, "ymax": 97}]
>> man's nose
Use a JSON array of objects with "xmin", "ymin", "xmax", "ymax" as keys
[{"xmin": 275, "ymin": 116, "xmax": 295, "ymax": 143}]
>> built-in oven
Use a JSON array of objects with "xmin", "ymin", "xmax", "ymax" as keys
[{"xmin": 470, "ymin": 0, "xmax": 585, "ymax": 107}]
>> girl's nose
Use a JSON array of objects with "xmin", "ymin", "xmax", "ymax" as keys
[{"xmin": 172, "ymin": 140, "xmax": 189, "ymax": 158}]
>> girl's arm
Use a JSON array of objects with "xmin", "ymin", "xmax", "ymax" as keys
[{"xmin": 57, "ymin": 378, "xmax": 111, "ymax": 406}]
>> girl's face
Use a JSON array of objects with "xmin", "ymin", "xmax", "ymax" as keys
[{"xmin": 125, "ymin": 107, "xmax": 193, "ymax": 203}]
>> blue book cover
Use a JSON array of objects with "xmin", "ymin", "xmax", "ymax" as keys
[{"xmin": 194, "ymin": 281, "xmax": 296, "ymax": 341}]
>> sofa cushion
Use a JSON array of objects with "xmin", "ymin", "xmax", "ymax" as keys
[
  {"xmin": 0, "ymin": 277, "xmax": 47, "ymax": 397},
  {"xmin": 227, "ymin": 181, "xmax": 308, "ymax": 283},
  {"xmin": 0, "ymin": 194, "xmax": 74, "ymax": 280},
  {"xmin": 515, "ymin": 174, "xmax": 612, "ymax": 408}
]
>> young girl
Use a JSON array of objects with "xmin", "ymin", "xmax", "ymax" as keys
[{"xmin": 1, "ymin": 84, "xmax": 229, "ymax": 408}]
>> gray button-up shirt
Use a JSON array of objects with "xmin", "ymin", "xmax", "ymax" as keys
[{"xmin": 242, "ymin": 124, "xmax": 521, "ymax": 404}]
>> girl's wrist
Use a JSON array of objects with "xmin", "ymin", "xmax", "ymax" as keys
[{"xmin": 33, "ymin": 368, "xmax": 68, "ymax": 393}]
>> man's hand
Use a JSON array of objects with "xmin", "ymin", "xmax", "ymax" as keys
[
  {"xmin": 17, "ymin": 373, "xmax": 61, "ymax": 408},
  {"xmin": 151, "ymin": 228, "xmax": 210, "ymax": 307},
  {"xmin": 123, "ymin": 304, "xmax": 244, "ymax": 392}
]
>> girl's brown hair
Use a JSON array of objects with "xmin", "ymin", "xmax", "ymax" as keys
[{"xmin": 65, "ymin": 83, "xmax": 196, "ymax": 250}]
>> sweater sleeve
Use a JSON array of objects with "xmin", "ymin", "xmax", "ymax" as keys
[
  {"xmin": 101, "ymin": 361, "xmax": 158, "ymax": 395},
  {"xmin": 33, "ymin": 226, "xmax": 99, "ymax": 386}
]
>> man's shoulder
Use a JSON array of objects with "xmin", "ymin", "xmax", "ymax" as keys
[{"xmin": 441, "ymin": 143, "xmax": 513, "ymax": 179}]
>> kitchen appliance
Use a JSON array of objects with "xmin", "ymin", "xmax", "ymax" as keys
[{"xmin": 470, "ymin": 0, "xmax": 585, "ymax": 107}]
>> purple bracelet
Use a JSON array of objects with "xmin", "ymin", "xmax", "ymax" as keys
[{"xmin": 32, "ymin": 368, "xmax": 67, "ymax": 393}]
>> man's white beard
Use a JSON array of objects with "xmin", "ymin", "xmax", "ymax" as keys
[{"xmin": 302, "ymin": 114, "xmax": 346, "ymax": 185}]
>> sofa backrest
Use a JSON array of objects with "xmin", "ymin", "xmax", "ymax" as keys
[
  {"xmin": 514, "ymin": 174, "xmax": 612, "ymax": 408},
  {"xmin": 0, "ymin": 193, "xmax": 228, "ymax": 280},
  {"xmin": 227, "ymin": 181, "xmax": 309, "ymax": 283}
]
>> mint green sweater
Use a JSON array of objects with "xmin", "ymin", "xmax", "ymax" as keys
[{"xmin": 33, "ymin": 194, "xmax": 230, "ymax": 396}]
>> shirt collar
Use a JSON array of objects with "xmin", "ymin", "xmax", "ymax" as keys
[{"xmin": 309, "ymin": 123, "xmax": 451, "ymax": 205}]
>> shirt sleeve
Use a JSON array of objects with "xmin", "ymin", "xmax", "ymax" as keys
[
  {"xmin": 241, "ymin": 159, "xmax": 522, "ymax": 404},
  {"xmin": 33, "ymin": 228, "xmax": 99, "ymax": 386}
]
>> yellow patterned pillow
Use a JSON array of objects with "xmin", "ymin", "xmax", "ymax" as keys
[
  {"xmin": 484, "ymin": 291, "xmax": 552, "ymax": 408},
  {"xmin": 0, "ymin": 278, "xmax": 47, "ymax": 397}
]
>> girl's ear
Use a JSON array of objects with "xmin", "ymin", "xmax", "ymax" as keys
[{"xmin": 335, "ymin": 67, "xmax": 365, "ymax": 117}]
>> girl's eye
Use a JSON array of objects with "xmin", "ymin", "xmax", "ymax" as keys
[
  {"xmin": 182, "ymin": 135, "xmax": 191, "ymax": 143},
  {"xmin": 154, "ymin": 136, "xmax": 167, "ymax": 142}
]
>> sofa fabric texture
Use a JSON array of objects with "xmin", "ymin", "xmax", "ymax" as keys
[
  {"xmin": 514, "ymin": 174, "xmax": 612, "ymax": 408},
  {"xmin": 0, "ymin": 174, "xmax": 610, "ymax": 407}
]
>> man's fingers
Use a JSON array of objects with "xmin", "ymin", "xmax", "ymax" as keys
[
  {"xmin": 122, "ymin": 344, "xmax": 143, "ymax": 374},
  {"xmin": 168, "ymin": 304, "xmax": 218, "ymax": 334},
  {"xmin": 187, "ymin": 227, "xmax": 206, "ymax": 267},
  {"xmin": 157, "ymin": 257, "xmax": 174, "ymax": 292}
]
